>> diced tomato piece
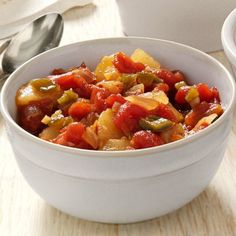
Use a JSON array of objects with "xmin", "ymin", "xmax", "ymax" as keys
[
  {"xmin": 63, "ymin": 122, "xmax": 86, "ymax": 144},
  {"xmin": 211, "ymin": 87, "xmax": 221, "ymax": 103},
  {"xmin": 173, "ymin": 70, "xmax": 185, "ymax": 82},
  {"xmin": 184, "ymin": 102, "xmax": 210, "ymax": 129},
  {"xmin": 68, "ymin": 102, "xmax": 92, "ymax": 120},
  {"xmin": 175, "ymin": 86, "xmax": 190, "ymax": 104},
  {"xmin": 151, "ymin": 104, "xmax": 179, "ymax": 122},
  {"xmin": 53, "ymin": 122, "xmax": 86, "ymax": 146},
  {"xmin": 73, "ymin": 77, "xmax": 92, "ymax": 98},
  {"xmin": 114, "ymin": 102, "xmax": 148, "ymax": 134},
  {"xmin": 196, "ymin": 83, "xmax": 212, "ymax": 102},
  {"xmin": 153, "ymin": 83, "xmax": 169, "ymax": 93},
  {"xmin": 156, "ymin": 69, "xmax": 183, "ymax": 87},
  {"xmin": 53, "ymin": 134, "xmax": 92, "ymax": 149},
  {"xmin": 76, "ymin": 64, "xmax": 96, "ymax": 84},
  {"xmin": 185, "ymin": 102, "xmax": 223, "ymax": 130},
  {"xmin": 56, "ymin": 74, "xmax": 78, "ymax": 90},
  {"xmin": 106, "ymin": 94, "xmax": 126, "ymax": 108},
  {"xmin": 52, "ymin": 124, "xmax": 93, "ymax": 149},
  {"xmin": 131, "ymin": 130, "xmax": 164, "ymax": 149},
  {"xmin": 56, "ymin": 74, "xmax": 92, "ymax": 98},
  {"xmin": 51, "ymin": 69, "xmax": 66, "ymax": 76},
  {"xmin": 113, "ymin": 52, "xmax": 145, "ymax": 73},
  {"xmin": 90, "ymin": 86, "xmax": 110, "ymax": 102},
  {"xmin": 52, "ymin": 132, "xmax": 68, "ymax": 146},
  {"xmin": 51, "ymin": 68, "xmax": 66, "ymax": 75},
  {"xmin": 90, "ymin": 86, "xmax": 111, "ymax": 113}
]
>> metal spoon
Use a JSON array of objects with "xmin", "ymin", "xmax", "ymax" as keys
[{"xmin": 0, "ymin": 13, "xmax": 64, "ymax": 81}]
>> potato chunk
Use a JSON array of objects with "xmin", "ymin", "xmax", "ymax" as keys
[
  {"xmin": 131, "ymin": 48, "xmax": 160, "ymax": 69},
  {"xmin": 102, "ymin": 137, "xmax": 130, "ymax": 151},
  {"xmin": 16, "ymin": 83, "xmax": 62, "ymax": 106},
  {"xmin": 94, "ymin": 55, "xmax": 120, "ymax": 82},
  {"xmin": 97, "ymin": 109, "xmax": 123, "ymax": 148}
]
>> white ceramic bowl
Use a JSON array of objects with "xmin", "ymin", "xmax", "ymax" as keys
[
  {"xmin": 116, "ymin": 0, "xmax": 236, "ymax": 52},
  {"xmin": 0, "ymin": 37, "xmax": 235, "ymax": 223},
  {"xmin": 222, "ymin": 8, "xmax": 236, "ymax": 69}
]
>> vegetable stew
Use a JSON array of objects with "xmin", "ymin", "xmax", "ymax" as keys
[{"xmin": 15, "ymin": 49, "xmax": 223, "ymax": 150}]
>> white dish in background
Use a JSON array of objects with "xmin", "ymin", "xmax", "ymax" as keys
[
  {"xmin": 0, "ymin": 0, "xmax": 93, "ymax": 39},
  {"xmin": 116, "ymin": 0, "xmax": 236, "ymax": 52},
  {"xmin": 222, "ymin": 8, "xmax": 236, "ymax": 70},
  {"xmin": 0, "ymin": 37, "xmax": 235, "ymax": 223}
]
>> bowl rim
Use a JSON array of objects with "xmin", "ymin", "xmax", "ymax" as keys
[
  {"xmin": 222, "ymin": 8, "xmax": 236, "ymax": 64},
  {"xmin": 1, "ymin": 36, "xmax": 235, "ymax": 158}
]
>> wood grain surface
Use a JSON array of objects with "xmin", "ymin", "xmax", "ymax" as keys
[{"xmin": 0, "ymin": 1, "xmax": 236, "ymax": 235}]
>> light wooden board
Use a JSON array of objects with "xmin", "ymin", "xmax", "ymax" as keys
[{"xmin": 0, "ymin": 0, "xmax": 236, "ymax": 235}]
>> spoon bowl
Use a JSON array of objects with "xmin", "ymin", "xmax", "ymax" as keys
[{"xmin": 1, "ymin": 13, "xmax": 63, "ymax": 76}]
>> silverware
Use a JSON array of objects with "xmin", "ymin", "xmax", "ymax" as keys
[{"xmin": 0, "ymin": 13, "xmax": 64, "ymax": 82}]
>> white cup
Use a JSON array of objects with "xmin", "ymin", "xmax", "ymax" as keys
[
  {"xmin": 116, "ymin": 0, "xmax": 236, "ymax": 52},
  {"xmin": 222, "ymin": 8, "xmax": 236, "ymax": 69}
]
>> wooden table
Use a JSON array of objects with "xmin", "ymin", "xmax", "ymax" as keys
[{"xmin": 0, "ymin": 1, "xmax": 236, "ymax": 235}]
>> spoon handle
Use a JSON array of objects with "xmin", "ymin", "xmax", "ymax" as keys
[{"xmin": 0, "ymin": 40, "xmax": 11, "ymax": 55}]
